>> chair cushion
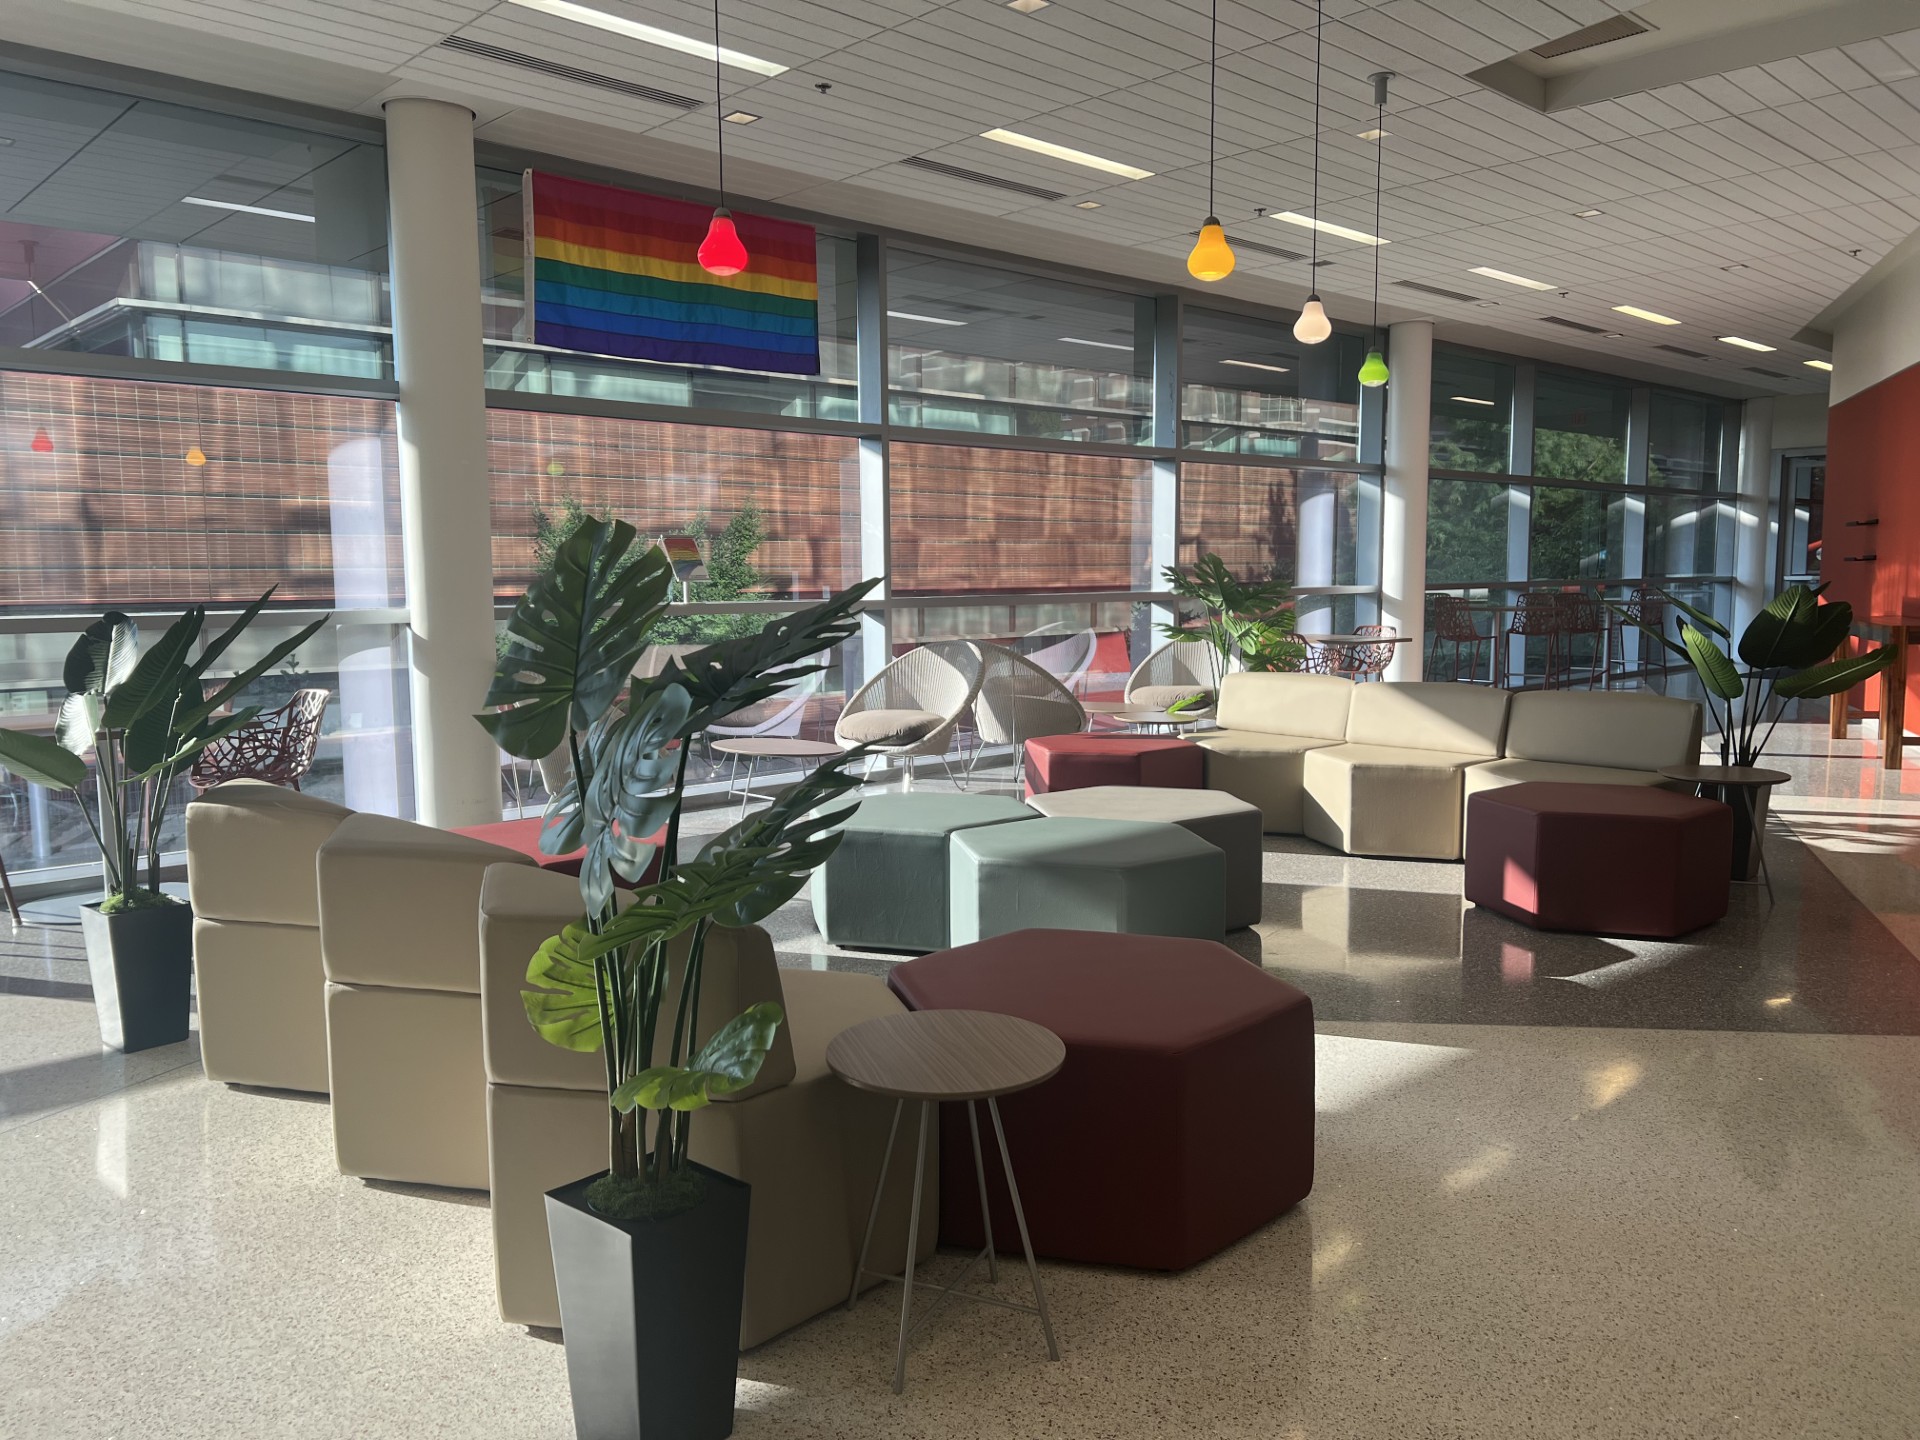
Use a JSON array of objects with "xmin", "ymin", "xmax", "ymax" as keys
[
  {"xmin": 1128, "ymin": 684, "xmax": 1213, "ymax": 711},
  {"xmin": 1215, "ymin": 672, "xmax": 1354, "ymax": 739},
  {"xmin": 837, "ymin": 708, "xmax": 943, "ymax": 745},
  {"xmin": 1344, "ymin": 681, "xmax": 1509, "ymax": 757}
]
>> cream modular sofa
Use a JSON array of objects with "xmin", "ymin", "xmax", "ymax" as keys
[
  {"xmin": 479, "ymin": 863, "xmax": 935, "ymax": 1344},
  {"xmin": 1194, "ymin": 675, "xmax": 1702, "ymax": 861}
]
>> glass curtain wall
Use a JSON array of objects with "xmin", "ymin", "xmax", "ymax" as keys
[{"xmin": 1424, "ymin": 343, "xmax": 1738, "ymax": 685}]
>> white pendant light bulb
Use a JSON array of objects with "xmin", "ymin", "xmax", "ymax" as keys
[{"xmin": 1294, "ymin": 295, "xmax": 1331, "ymax": 344}]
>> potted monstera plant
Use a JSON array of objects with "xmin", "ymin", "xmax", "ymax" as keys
[
  {"xmin": 0, "ymin": 592, "xmax": 325, "ymax": 1051},
  {"xmin": 1158, "ymin": 553, "xmax": 1307, "ymax": 688},
  {"xmin": 477, "ymin": 517, "xmax": 873, "ymax": 1440}
]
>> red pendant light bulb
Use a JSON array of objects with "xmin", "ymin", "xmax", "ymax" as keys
[
  {"xmin": 699, "ymin": 207, "xmax": 748, "ymax": 277},
  {"xmin": 30, "ymin": 428, "xmax": 53, "ymax": 454}
]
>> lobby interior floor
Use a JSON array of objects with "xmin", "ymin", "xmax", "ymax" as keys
[{"xmin": 3, "ymin": 722, "xmax": 1918, "ymax": 1438}]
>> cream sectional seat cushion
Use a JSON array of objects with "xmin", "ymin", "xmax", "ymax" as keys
[
  {"xmin": 1343, "ymin": 681, "xmax": 1509, "ymax": 757},
  {"xmin": 1193, "ymin": 728, "xmax": 1345, "ymax": 834},
  {"xmin": 837, "ymin": 708, "xmax": 943, "ymax": 745},
  {"xmin": 1215, "ymin": 672, "xmax": 1354, "ymax": 738},
  {"xmin": 1463, "ymin": 757, "xmax": 1673, "ymax": 800},
  {"xmin": 187, "ymin": 780, "xmax": 351, "ymax": 926},
  {"xmin": 1129, "ymin": 684, "xmax": 1212, "ymax": 712},
  {"xmin": 319, "ymin": 814, "xmax": 535, "ymax": 992},
  {"xmin": 1302, "ymin": 742, "xmax": 1489, "ymax": 860},
  {"xmin": 1501, "ymin": 690, "xmax": 1702, "ymax": 771}
]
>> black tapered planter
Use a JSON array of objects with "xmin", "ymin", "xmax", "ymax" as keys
[
  {"xmin": 79, "ymin": 901, "xmax": 194, "ymax": 1053},
  {"xmin": 546, "ymin": 1164, "xmax": 751, "ymax": 1440}
]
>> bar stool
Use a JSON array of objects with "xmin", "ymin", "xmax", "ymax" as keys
[
  {"xmin": 1428, "ymin": 596, "xmax": 1491, "ymax": 683},
  {"xmin": 1556, "ymin": 591, "xmax": 1605, "ymax": 690},
  {"xmin": 1504, "ymin": 593, "xmax": 1562, "ymax": 689}
]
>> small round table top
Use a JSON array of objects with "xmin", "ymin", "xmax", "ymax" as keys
[
  {"xmin": 827, "ymin": 1010, "xmax": 1065, "ymax": 1103},
  {"xmin": 1102, "ymin": 707, "xmax": 1203, "ymax": 726},
  {"xmin": 1080, "ymin": 699, "xmax": 1138, "ymax": 714},
  {"xmin": 1658, "ymin": 764, "xmax": 1793, "ymax": 788},
  {"xmin": 708, "ymin": 737, "xmax": 842, "ymax": 759}
]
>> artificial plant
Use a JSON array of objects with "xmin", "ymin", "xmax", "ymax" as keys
[
  {"xmin": 1158, "ymin": 553, "xmax": 1306, "ymax": 678},
  {"xmin": 477, "ymin": 516, "xmax": 875, "ymax": 1217},
  {"xmin": 1617, "ymin": 583, "xmax": 1893, "ymax": 768},
  {"xmin": 0, "ymin": 591, "xmax": 327, "ymax": 909}
]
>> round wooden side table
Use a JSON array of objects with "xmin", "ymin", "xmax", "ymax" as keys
[
  {"xmin": 708, "ymin": 737, "xmax": 840, "ymax": 818},
  {"xmin": 827, "ymin": 1009, "xmax": 1065, "ymax": 1393},
  {"xmin": 1658, "ymin": 764, "xmax": 1793, "ymax": 902}
]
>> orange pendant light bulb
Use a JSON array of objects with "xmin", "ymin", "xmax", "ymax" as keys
[
  {"xmin": 184, "ymin": 446, "xmax": 208, "ymax": 467},
  {"xmin": 1188, "ymin": 217, "xmax": 1235, "ymax": 282},
  {"xmin": 699, "ymin": 208, "xmax": 748, "ymax": 277}
]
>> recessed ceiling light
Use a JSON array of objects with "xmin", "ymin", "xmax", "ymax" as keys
[
  {"xmin": 1575, "ymin": 208, "xmax": 1603, "ymax": 217},
  {"xmin": 503, "ymin": 0, "xmax": 787, "ymax": 75},
  {"xmin": 1473, "ymin": 300, "xmax": 1500, "ymax": 308},
  {"xmin": 1718, "ymin": 335, "xmax": 1776, "ymax": 352},
  {"xmin": 723, "ymin": 111, "xmax": 759, "ymax": 125},
  {"xmin": 1357, "ymin": 128, "xmax": 1389, "ymax": 141},
  {"xmin": 1221, "ymin": 359, "xmax": 1291, "ymax": 374},
  {"xmin": 888, "ymin": 310, "xmax": 967, "ymax": 326},
  {"xmin": 1470, "ymin": 266, "xmax": 1555, "ymax": 290},
  {"xmin": 1270, "ymin": 211, "xmax": 1387, "ymax": 245},
  {"xmin": 981, "ymin": 129, "xmax": 1154, "ymax": 180},
  {"xmin": 1450, "ymin": 395, "xmax": 1496, "ymax": 406},
  {"xmin": 182, "ymin": 196, "xmax": 315, "ymax": 223},
  {"xmin": 1601, "ymin": 332, "xmax": 1623, "ymax": 339},
  {"xmin": 1613, "ymin": 304, "xmax": 1681, "ymax": 325},
  {"xmin": 1006, "ymin": 0, "xmax": 1051, "ymax": 10},
  {"xmin": 0, "ymin": 137, "xmax": 14, "ymax": 148},
  {"xmin": 1075, "ymin": 200, "xmax": 1102, "ymax": 209},
  {"xmin": 1805, "ymin": 359, "xmax": 1834, "ymax": 371},
  {"xmin": 1058, "ymin": 335, "xmax": 1135, "ymax": 351},
  {"xmin": 1721, "ymin": 263, "xmax": 1749, "ymax": 272}
]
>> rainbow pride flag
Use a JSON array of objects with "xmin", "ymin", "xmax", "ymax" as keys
[{"xmin": 525, "ymin": 170, "xmax": 820, "ymax": 375}]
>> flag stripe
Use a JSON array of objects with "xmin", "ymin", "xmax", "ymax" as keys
[
  {"xmin": 536, "ymin": 320, "xmax": 818, "ymax": 375},
  {"xmin": 534, "ymin": 279, "xmax": 819, "ymax": 337},
  {"xmin": 534, "ymin": 259, "xmax": 818, "ymax": 319},
  {"xmin": 532, "ymin": 236, "xmax": 816, "ymax": 299}
]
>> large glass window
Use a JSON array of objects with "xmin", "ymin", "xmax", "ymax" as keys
[
  {"xmin": 1429, "ymin": 349, "xmax": 1513, "ymax": 474},
  {"xmin": 1533, "ymin": 371, "xmax": 1629, "ymax": 484},
  {"xmin": 1530, "ymin": 486, "xmax": 1627, "ymax": 581},
  {"xmin": 885, "ymin": 252, "xmax": 1151, "ymax": 444},
  {"xmin": 486, "ymin": 410, "xmax": 860, "ymax": 610},
  {"xmin": 0, "ymin": 73, "xmax": 390, "ymax": 380},
  {"xmin": 1179, "ymin": 464, "xmax": 1363, "ymax": 589},
  {"xmin": 888, "ymin": 443, "xmax": 1151, "ymax": 594},
  {"xmin": 1646, "ymin": 494, "xmax": 1732, "ymax": 577},
  {"xmin": 475, "ymin": 169, "xmax": 857, "ymax": 423},
  {"xmin": 1426, "ymin": 479, "xmax": 1513, "ymax": 586},
  {"xmin": 1181, "ymin": 308, "xmax": 1361, "ymax": 462},
  {"xmin": 1649, "ymin": 391, "xmax": 1724, "ymax": 489}
]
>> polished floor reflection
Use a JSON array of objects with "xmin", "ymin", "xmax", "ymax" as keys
[{"xmin": 2, "ymin": 722, "xmax": 1917, "ymax": 1437}]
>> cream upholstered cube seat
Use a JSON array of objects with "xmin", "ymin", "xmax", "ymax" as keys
[
  {"xmin": 1302, "ymin": 683, "xmax": 1511, "ymax": 860},
  {"xmin": 318, "ymin": 813, "xmax": 537, "ymax": 1191},
  {"xmin": 186, "ymin": 780, "xmax": 353, "ymax": 1094},
  {"xmin": 479, "ymin": 864, "xmax": 932, "ymax": 1343},
  {"xmin": 1191, "ymin": 673, "xmax": 1356, "ymax": 832}
]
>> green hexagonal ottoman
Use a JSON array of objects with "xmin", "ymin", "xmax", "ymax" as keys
[
  {"xmin": 810, "ymin": 793, "xmax": 1036, "ymax": 952},
  {"xmin": 949, "ymin": 816, "xmax": 1225, "ymax": 945}
]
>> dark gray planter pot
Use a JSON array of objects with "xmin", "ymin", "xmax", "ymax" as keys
[
  {"xmin": 79, "ymin": 901, "xmax": 194, "ymax": 1053},
  {"xmin": 546, "ymin": 1163, "xmax": 751, "ymax": 1440}
]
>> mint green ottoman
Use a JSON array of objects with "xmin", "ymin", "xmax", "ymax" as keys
[
  {"xmin": 949, "ymin": 817, "xmax": 1225, "ymax": 945},
  {"xmin": 811, "ymin": 793, "xmax": 1035, "ymax": 952}
]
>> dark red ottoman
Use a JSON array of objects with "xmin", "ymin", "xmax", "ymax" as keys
[
  {"xmin": 449, "ymin": 817, "xmax": 663, "ymax": 885},
  {"xmin": 1465, "ymin": 782, "xmax": 1732, "ymax": 937},
  {"xmin": 888, "ymin": 928, "xmax": 1313, "ymax": 1270},
  {"xmin": 1022, "ymin": 734, "xmax": 1203, "ymax": 801}
]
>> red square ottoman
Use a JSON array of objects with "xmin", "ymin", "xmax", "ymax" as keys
[
  {"xmin": 1022, "ymin": 734, "xmax": 1203, "ymax": 801},
  {"xmin": 888, "ymin": 928, "xmax": 1313, "ymax": 1270},
  {"xmin": 1464, "ymin": 782, "xmax": 1732, "ymax": 938},
  {"xmin": 449, "ymin": 817, "xmax": 663, "ymax": 886}
]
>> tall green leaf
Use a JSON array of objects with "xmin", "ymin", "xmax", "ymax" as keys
[
  {"xmin": 102, "ymin": 609, "xmax": 204, "ymax": 728},
  {"xmin": 1606, "ymin": 601, "xmax": 1687, "ymax": 662},
  {"xmin": 1680, "ymin": 623, "xmax": 1743, "ymax": 700},
  {"xmin": 477, "ymin": 518, "xmax": 674, "ymax": 760},
  {"xmin": 192, "ymin": 588, "xmax": 279, "ymax": 677},
  {"xmin": 176, "ymin": 613, "xmax": 330, "ymax": 733},
  {"xmin": 54, "ymin": 692, "xmax": 103, "ymax": 759},
  {"xmin": 1737, "ymin": 584, "xmax": 1851, "ymax": 672},
  {"xmin": 610, "ymin": 1003, "xmax": 786, "ymax": 1113},
  {"xmin": 0, "ymin": 725, "xmax": 89, "ymax": 790},
  {"xmin": 64, "ymin": 613, "xmax": 139, "ymax": 696},
  {"xmin": 1773, "ymin": 645, "xmax": 1895, "ymax": 700},
  {"xmin": 1659, "ymin": 588, "xmax": 1730, "ymax": 641}
]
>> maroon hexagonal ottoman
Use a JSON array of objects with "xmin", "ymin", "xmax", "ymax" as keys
[
  {"xmin": 1021, "ymin": 734, "xmax": 1203, "ymax": 801},
  {"xmin": 887, "ymin": 928, "xmax": 1313, "ymax": 1270},
  {"xmin": 1464, "ymin": 782, "xmax": 1732, "ymax": 937}
]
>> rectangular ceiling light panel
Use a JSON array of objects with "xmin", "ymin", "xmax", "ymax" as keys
[
  {"xmin": 1612, "ymin": 304, "xmax": 1680, "ymax": 325},
  {"xmin": 1470, "ymin": 266, "xmax": 1555, "ymax": 290},
  {"xmin": 981, "ymin": 129, "xmax": 1154, "ymax": 180},
  {"xmin": 503, "ymin": 0, "xmax": 787, "ymax": 75},
  {"xmin": 1221, "ymin": 359, "xmax": 1291, "ymax": 374},
  {"xmin": 1271, "ymin": 211, "xmax": 1386, "ymax": 245},
  {"xmin": 1718, "ymin": 336, "xmax": 1776, "ymax": 351},
  {"xmin": 183, "ymin": 196, "xmax": 314, "ymax": 222}
]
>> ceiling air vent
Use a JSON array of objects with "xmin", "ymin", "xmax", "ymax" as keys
[
  {"xmin": 1656, "ymin": 343, "xmax": 1711, "ymax": 359},
  {"xmin": 1531, "ymin": 13, "xmax": 1652, "ymax": 60},
  {"xmin": 900, "ymin": 156, "xmax": 1066, "ymax": 202},
  {"xmin": 1394, "ymin": 279, "xmax": 1480, "ymax": 303},
  {"xmin": 1539, "ymin": 315, "xmax": 1608, "ymax": 334},
  {"xmin": 438, "ymin": 36, "xmax": 700, "ymax": 108},
  {"xmin": 1746, "ymin": 366, "xmax": 1792, "ymax": 379}
]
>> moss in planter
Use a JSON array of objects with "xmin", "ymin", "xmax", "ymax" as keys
[
  {"xmin": 99, "ymin": 887, "xmax": 185, "ymax": 916},
  {"xmin": 586, "ymin": 1167, "xmax": 707, "ymax": 1222}
]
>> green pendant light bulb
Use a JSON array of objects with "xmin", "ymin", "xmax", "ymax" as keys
[
  {"xmin": 1358, "ymin": 70, "xmax": 1394, "ymax": 390},
  {"xmin": 1358, "ymin": 348, "xmax": 1390, "ymax": 387}
]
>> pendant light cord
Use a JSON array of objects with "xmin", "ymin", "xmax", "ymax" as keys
[
  {"xmin": 1371, "ymin": 87, "xmax": 1384, "ymax": 341},
  {"xmin": 1207, "ymin": 0, "xmax": 1218, "ymax": 215},
  {"xmin": 712, "ymin": 0, "xmax": 727, "ymax": 206},
  {"xmin": 1307, "ymin": 0, "xmax": 1323, "ymax": 275}
]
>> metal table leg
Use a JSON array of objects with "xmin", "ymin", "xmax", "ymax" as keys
[
  {"xmin": 893, "ymin": 1100, "xmax": 931, "ymax": 1393},
  {"xmin": 848, "ymin": 1099, "xmax": 903, "ymax": 1311},
  {"xmin": 989, "ymin": 1097, "xmax": 1058, "ymax": 1362},
  {"xmin": 966, "ymin": 1101, "xmax": 998, "ymax": 1283}
]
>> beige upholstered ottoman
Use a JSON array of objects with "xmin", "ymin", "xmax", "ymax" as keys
[{"xmin": 1026, "ymin": 785, "xmax": 1264, "ymax": 930}]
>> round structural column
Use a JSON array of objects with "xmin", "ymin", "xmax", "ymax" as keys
[
  {"xmin": 1380, "ymin": 319, "xmax": 1433, "ymax": 680},
  {"xmin": 384, "ymin": 97, "xmax": 501, "ymax": 827}
]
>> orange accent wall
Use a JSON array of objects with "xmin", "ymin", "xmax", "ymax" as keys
[{"xmin": 1824, "ymin": 360, "xmax": 1920, "ymax": 723}]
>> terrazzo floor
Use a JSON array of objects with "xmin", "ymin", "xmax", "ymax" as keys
[{"xmin": 3, "ymin": 722, "xmax": 1918, "ymax": 1438}]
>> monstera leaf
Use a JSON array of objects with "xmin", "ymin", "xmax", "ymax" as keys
[
  {"xmin": 661, "ymin": 580, "xmax": 877, "ymax": 735},
  {"xmin": 477, "ymin": 518, "xmax": 673, "ymax": 761},
  {"xmin": 695, "ymin": 747, "xmax": 867, "ymax": 925},
  {"xmin": 610, "ymin": 1003, "xmax": 786, "ymax": 1113},
  {"xmin": 575, "ymin": 684, "xmax": 692, "ymax": 917}
]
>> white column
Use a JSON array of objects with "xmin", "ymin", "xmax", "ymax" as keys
[
  {"xmin": 1733, "ymin": 397, "xmax": 1773, "ymax": 639},
  {"xmin": 384, "ymin": 98, "xmax": 501, "ymax": 828},
  {"xmin": 1380, "ymin": 320, "xmax": 1433, "ymax": 680}
]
